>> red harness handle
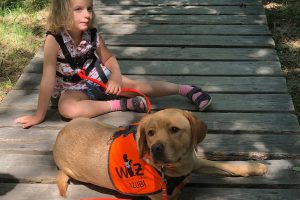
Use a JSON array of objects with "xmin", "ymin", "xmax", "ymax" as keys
[{"xmin": 77, "ymin": 70, "xmax": 151, "ymax": 114}]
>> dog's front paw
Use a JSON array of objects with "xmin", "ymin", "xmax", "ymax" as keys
[
  {"xmin": 254, "ymin": 163, "xmax": 268, "ymax": 176},
  {"xmin": 240, "ymin": 162, "xmax": 268, "ymax": 177}
]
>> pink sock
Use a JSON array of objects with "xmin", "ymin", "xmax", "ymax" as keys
[
  {"xmin": 109, "ymin": 100, "xmax": 121, "ymax": 112},
  {"xmin": 108, "ymin": 98, "xmax": 145, "ymax": 112},
  {"xmin": 178, "ymin": 85, "xmax": 209, "ymax": 109},
  {"xmin": 178, "ymin": 85, "xmax": 193, "ymax": 96}
]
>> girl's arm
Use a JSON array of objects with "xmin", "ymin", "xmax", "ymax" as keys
[
  {"xmin": 15, "ymin": 35, "xmax": 58, "ymax": 128},
  {"xmin": 96, "ymin": 35, "xmax": 122, "ymax": 95}
]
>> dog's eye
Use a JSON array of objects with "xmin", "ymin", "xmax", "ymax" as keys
[
  {"xmin": 170, "ymin": 127, "xmax": 180, "ymax": 134},
  {"xmin": 147, "ymin": 130, "xmax": 155, "ymax": 136}
]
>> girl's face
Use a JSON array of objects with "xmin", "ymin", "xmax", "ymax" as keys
[{"xmin": 70, "ymin": 0, "xmax": 93, "ymax": 32}]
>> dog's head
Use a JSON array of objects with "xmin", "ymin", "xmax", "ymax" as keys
[{"xmin": 137, "ymin": 108, "xmax": 207, "ymax": 165}]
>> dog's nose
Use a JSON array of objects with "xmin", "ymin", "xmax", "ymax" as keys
[{"xmin": 151, "ymin": 142, "xmax": 165, "ymax": 155}]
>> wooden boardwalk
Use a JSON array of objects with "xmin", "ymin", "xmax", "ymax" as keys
[{"xmin": 1, "ymin": 0, "xmax": 300, "ymax": 199}]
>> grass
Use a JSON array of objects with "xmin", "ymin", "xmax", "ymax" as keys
[
  {"xmin": 0, "ymin": 0, "xmax": 299, "ymax": 122},
  {"xmin": 263, "ymin": 0, "xmax": 300, "ymax": 122},
  {"xmin": 0, "ymin": 0, "xmax": 48, "ymax": 101}
]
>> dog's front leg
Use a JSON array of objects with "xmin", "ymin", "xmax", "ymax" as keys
[
  {"xmin": 148, "ymin": 192, "xmax": 163, "ymax": 200},
  {"xmin": 192, "ymin": 159, "xmax": 267, "ymax": 177},
  {"xmin": 149, "ymin": 191, "xmax": 181, "ymax": 200}
]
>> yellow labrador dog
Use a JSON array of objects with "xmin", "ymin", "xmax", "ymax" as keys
[{"xmin": 53, "ymin": 108, "xmax": 267, "ymax": 200}]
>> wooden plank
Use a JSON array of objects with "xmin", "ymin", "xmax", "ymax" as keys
[
  {"xmin": 189, "ymin": 160, "xmax": 300, "ymax": 186},
  {"xmin": 1, "ymin": 156, "xmax": 299, "ymax": 186},
  {"xmin": 94, "ymin": 5, "xmax": 265, "ymax": 15},
  {"xmin": 119, "ymin": 61, "xmax": 282, "ymax": 75},
  {"xmin": 24, "ymin": 60, "xmax": 282, "ymax": 76},
  {"xmin": 13, "ymin": 73, "xmax": 288, "ymax": 93},
  {"xmin": 1, "ymin": 128, "xmax": 299, "ymax": 159},
  {"xmin": 181, "ymin": 188, "xmax": 300, "ymax": 200},
  {"xmin": 97, "ymin": 15, "xmax": 267, "ymax": 25},
  {"xmin": 0, "ymin": 154, "xmax": 56, "ymax": 183},
  {"xmin": 0, "ymin": 183, "xmax": 122, "ymax": 200},
  {"xmin": 103, "ymin": 35, "xmax": 275, "ymax": 47},
  {"xmin": 22, "ymin": 49, "xmax": 43, "ymax": 73},
  {"xmin": 96, "ymin": 0, "xmax": 262, "ymax": 6},
  {"xmin": 1, "ymin": 108, "xmax": 299, "ymax": 134},
  {"xmin": 98, "ymin": 24, "xmax": 271, "ymax": 35},
  {"xmin": 1, "ymin": 90, "xmax": 294, "ymax": 113},
  {"xmin": 151, "ymin": 94, "xmax": 295, "ymax": 112},
  {"xmin": 94, "ymin": 112, "xmax": 300, "ymax": 134},
  {"xmin": 1, "ymin": 183, "xmax": 299, "ymax": 200},
  {"xmin": 0, "ymin": 128, "xmax": 58, "ymax": 154},
  {"xmin": 109, "ymin": 47, "xmax": 278, "ymax": 61}
]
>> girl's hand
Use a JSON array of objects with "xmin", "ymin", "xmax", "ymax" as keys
[
  {"xmin": 14, "ymin": 115, "xmax": 44, "ymax": 129},
  {"xmin": 105, "ymin": 78, "xmax": 122, "ymax": 95}
]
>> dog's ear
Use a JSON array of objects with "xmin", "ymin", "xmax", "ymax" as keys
[
  {"xmin": 182, "ymin": 110, "xmax": 207, "ymax": 151},
  {"xmin": 137, "ymin": 116, "xmax": 151, "ymax": 158}
]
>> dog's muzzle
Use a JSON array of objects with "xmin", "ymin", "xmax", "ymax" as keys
[{"xmin": 151, "ymin": 142, "xmax": 166, "ymax": 162}]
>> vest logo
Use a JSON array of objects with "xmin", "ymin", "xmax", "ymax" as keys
[{"xmin": 115, "ymin": 154, "xmax": 144, "ymax": 179}]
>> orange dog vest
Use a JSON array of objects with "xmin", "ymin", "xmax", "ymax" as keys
[
  {"xmin": 108, "ymin": 125, "xmax": 189, "ymax": 197},
  {"xmin": 108, "ymin": 125, "xmax": 162, "ymax": 196}
]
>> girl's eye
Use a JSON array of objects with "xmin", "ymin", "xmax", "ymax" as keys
[
  {"xmin": 170, "ymin": 127, "xmax": 180, "ymax": 134},
  {"xmin": 147, "ymin": 130, "xmax": 155, "ymax": 137},
  {"xmin": 87, "ymin": 7, "xmax": 93, "ymax": 12},
  {"xmin": 74, "ymin": 7, "xmax": 82, "ymax": 11}
]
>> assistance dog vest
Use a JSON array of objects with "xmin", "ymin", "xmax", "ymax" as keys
[
  {"xmin": 108, "ymin": 125, "xmax": 162, "ymax": 196},
  {"xmin": 108, "ymin": 125, "xmax": 189, "ymax": 196}
]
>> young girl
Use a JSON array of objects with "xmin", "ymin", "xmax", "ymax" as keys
[{"xmin": 15, "ymin": 0, "xmax": 212, "ymax": 128}]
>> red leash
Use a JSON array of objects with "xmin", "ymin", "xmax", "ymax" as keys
[{"xmin": 77, "ymin": 70, "xmax": 151, "ymax": 114}]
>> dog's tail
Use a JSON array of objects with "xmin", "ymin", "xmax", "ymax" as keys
[{"xmin": 57, "ymin": 170, "xmax": 70, "ymax": 197}]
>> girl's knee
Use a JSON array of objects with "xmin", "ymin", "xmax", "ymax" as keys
[{"xmin": 58, "ymin": 102, "xmax": 80, "ymax": 119}]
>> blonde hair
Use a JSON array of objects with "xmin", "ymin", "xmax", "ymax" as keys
[{"xmin": 47, "ymin": 0, "xmax": 95, "ymax": 34}]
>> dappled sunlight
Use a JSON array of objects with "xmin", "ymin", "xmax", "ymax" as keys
[
  {"xmin": 100, "ymin": 24, "xmax": 138, "ymax": 35},
  {"xmin": 266, "ymin": 159, "xmax": 293, "ymax": 174},
  {"xmin": 256, "ymin": 66, "xmax": 276, "ymax": 74},
  {"xmin": 264, "ymin": 2, "xmax": 287, "ymax": 10},
  {"xmin": 253, "ymin": 142, "xmax": 268, "ymax": 151},
  {"xmin": 230, "ymin": 121, "xmax": 261, "ymax": 130},
  {"xmin": 286, "ymin": 39, "xmax": 300, "ymax": 50},
  {"xmin": 249, "ymin": 49, "xmax": 270, "ymax": 58},
  {"xmin": 119, "ymin": 47, "xmax": 148, "ymax": 56}
]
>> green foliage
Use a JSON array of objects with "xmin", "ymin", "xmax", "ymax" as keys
[{"xmin": 0, "ymin": 0, "xmax": 49, "ymax": 13}]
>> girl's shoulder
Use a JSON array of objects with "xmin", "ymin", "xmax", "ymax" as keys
[{"xmin": 44, "ymin": 33, "xmax": 60, "ymax": 51}]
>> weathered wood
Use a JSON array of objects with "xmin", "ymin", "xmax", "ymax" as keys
[
  {"xmin": 181, "ymin": 188, "xmax": 300, "ymax": 200},
  {"xmin": 94, "ymin": 5, "xmax": 265, "ymax": 15},
  {"xmin": 98, "ymin": 24, "xmax": 271, "ymax": 35},
  {"xmin": 109, "ymin": 47, "xmax": 278, "ymax": 61},
  {"xmin": 0, "ymin": 183, "xmax": 122, "ymax": 200},
  {"xmin": 1, "ymin": 90, "xmax": 294, "ymax": 113},
  {"xmin": 1, "ymin": 127, "xmax": 299, "ymax": 159},
  {"xmin": 97, "ymin": 15, "xmax": 267, "ymax": 25},
  {"xmin": 0, "ymin": 156, "xmax": 299, "ymax": 186},
  {"xmin": 24, "ymin": 59, "xmax": 282, "ymax": 76},
  {"xmin": 1, "ymin": 183, "xmax": 299, "ymax": 200},
  {"xmin": 1, "ymin": 108, "xmax": 299, "ymax": 134},
  {"xmin": 13, "ymin": 73, "xmax": 287, "ymax": 93},
  {"xmin": 103, "ymin": 34, "xmax": 275, "ymax": 47},
  {"xmin": 96, "ymin": 0, "xmax": 263, "ymax": 6}
]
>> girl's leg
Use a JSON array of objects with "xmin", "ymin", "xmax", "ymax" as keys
[
  {"xmin": 58, "ymin": 90, "xmax": 147, "ymax": 119},
  {"xmin": 121, "ymin": 76, "xmax": 212, "ymax": 111},
  {"xmin": 58, "ymin": 90, "xmax": 111, "ymax": 119},
  {"xmin": 121, "ymin": 76, "xmax": 179, "ymax": 97}
]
